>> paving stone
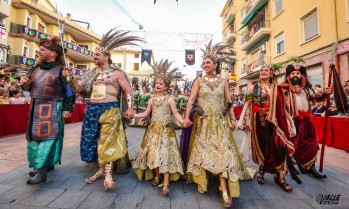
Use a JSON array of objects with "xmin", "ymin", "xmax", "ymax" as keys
[
  {"xmin": 231, "ymin": 198, "xmax": 258, "ymax": 209},
  {"xmin": 170, "ymin": 196, "xmax": 199, "ymax": 209},
  {"xmin": 77, "ymin": 191, "xmax": 117, "ymax": 209},
  {"xmin": 139, "ymin": 196, "xmax": 170, "ymax": 209},
  {"xmin": 252, "ymin": 198, "xmax": 314, "ymax": 209},
  {"xmin": 56, "ymin": 176, "xmax": 88, "ymax": 190},
  {"xmin": 0, "ymin": 184, "xmax": 15, "ymax": 195},
  {"xmin": 19, "ymin": 188, "xmax": 65, "ymax": 207},
  {"xmin": 197, "ymin": 195, "xmax": 224, "ymax": 209},
  {"xmin": 132, "ymin": 180, "xmax": 159, "ymax": 196},
  {"xmin": 48, "ymin": 190, "xmax": 91, "ymax": 209},
  {"xmin": 239, "ymin": 184, "xmax": 262, "ymax": 199},
  {"xmin": 110, "ymin": 194, "xmax": 144, "ymax": 209},
  {"xmin": 0, "ymin": 204, "xmax": 27, "ymax": 209},
  {"xmin": 0, "ymin": 185, "xmax": 40, "ymax": 204}
]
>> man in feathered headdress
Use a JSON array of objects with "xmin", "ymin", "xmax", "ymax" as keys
[
  {"xmin": 20, "ymin": 36, "xmax": 75, "ymax": 185},
  {"xmin": 72, "ymin": 28, "xmax": 143, "ymax": 191},
  {"xmin": 271, "ymin": 61, "xmax": 331, "ymax": 180}
]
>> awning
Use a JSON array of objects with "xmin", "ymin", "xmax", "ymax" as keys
[
  {"xmin": 246, "ymin": 35, "xmax": 269, "ymax": 54},
  {"xmin": 237, "ymin": 0, "xmax": 268, "ymax": 32}
]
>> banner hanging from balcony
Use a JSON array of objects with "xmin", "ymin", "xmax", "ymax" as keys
[
  {"xmin": 65, "ymin": 42, "xmax": 94, "ymax": 57},
  {"xmin": 141, "ymin": 49, "xmax": 152, "ymax": 65},
  {"xmin": 185, "ymin": 49, "xmax": 195, "ymax": 66},
  {"xmin": 20, "ymin": 57, "xmax": 36, "ymax": 66},
  {"xmin": 21, "ymin": 26, "xmax": 51, "ymax": 40}
]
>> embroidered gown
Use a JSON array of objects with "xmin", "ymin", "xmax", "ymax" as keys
[
  {"xmin": 186, "ymin": 77, "xmax": 255, "ymax": 198},
  {"xmin": 132, "ymin": 95, "xmax": 184, "ymax": 181}
]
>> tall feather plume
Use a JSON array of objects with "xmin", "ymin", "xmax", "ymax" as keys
[
  {"xmin": 201, "ymin": 40, "xmax": 234, "ymax": 67},
  {"xmin": 97, "ymin": 28, "xmax": 144, "ymax": 54},
  {"xmin": 151, "ymin": 59, "xmax": 183, "ymax": 87}
]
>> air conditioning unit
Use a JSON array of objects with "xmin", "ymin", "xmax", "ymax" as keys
[{"xmin": 259, "ymin": 45, "xmax": 266, "ymax": 52}]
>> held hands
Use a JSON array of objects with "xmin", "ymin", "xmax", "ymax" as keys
[
  {"xmin": 182, "ymin": 118, "xmax": 193, "ymax": 128},
  {"xmin": 230, "ymin": 119, "xmax": 237, "ymax": 131},
  {"xmin": 123, "ymin": 108, "xmax": 134, "ymax": 120}
]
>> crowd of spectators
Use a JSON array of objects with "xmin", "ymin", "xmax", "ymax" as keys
[
  {"xmin": 311, "ymin": 81, "xmax": 349, "ymax": 117},
  {"xmin": 0, "ymin": 64, "xmax": 31, "ymax": 105}
]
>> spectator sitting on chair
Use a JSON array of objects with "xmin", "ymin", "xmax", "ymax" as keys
[{"xmin": 9, "ymin": 90, "xmax": 30, "ymax": 104}]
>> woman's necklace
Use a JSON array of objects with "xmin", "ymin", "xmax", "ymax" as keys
[{"xmin": 204, "ymin": 76, "xmax": 220, "ymax": 89}]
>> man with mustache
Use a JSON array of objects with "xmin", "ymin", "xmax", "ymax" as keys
[{"xmin": 271, "ymin": 63, "xmax": 330, "ymax": 179}]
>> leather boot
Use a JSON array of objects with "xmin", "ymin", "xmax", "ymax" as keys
[{"xmin": 27, "ymin": 167, "xmax": 48, "ymax": 185}]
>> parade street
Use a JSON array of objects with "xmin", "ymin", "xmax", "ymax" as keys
[{"xmin": 0, "ymin": 122, "xmax": 348, "ymax": 209}]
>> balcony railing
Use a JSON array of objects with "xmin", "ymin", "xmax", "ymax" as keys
[
  {"xmin": 247, "ymin": 55, "xmax": 270, "ymax": 74},
  {"xmin": 65, "ymin": 42, "xmax": 94, "ymax": 57},
  {"xmin": 224, "ymin": 30, "xmax": 236, "ymax": 44},
  {"xmin": 241, "ymin": 19, "xmax": 270, "ymax": 45},
  {"xmin": 241, "ymin": 0, "xmax": 258, "ymax": 21},
  {"xmin": 7, "ymin": 54, "xmax": 36, "ymax": 66},
  {"xmin": 224, "ymin": 6, "xmax": 236, "ymax": 23},
  {"xmin": 10, "ymin": 22, "xmax": 52, "ymax": 40},
  {"xmin": 10, "ymin": 22, "xmax": 95, "ymax": 59}
]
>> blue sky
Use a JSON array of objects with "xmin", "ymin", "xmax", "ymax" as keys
[{"xmin": 51, "ymin": 0, "xmax": 226, "ymax": 78}]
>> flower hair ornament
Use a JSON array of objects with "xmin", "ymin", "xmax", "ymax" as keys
[{"xmin": 151, "ymin": 59, "xmax": 183, "ymax": 87}]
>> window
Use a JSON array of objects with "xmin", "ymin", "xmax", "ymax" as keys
[
  {"xmin": 275, "ymin": 33, "xmax": 284, "ymax": 55},
  {"xmin": 241, "ymin": 58, "xmax": 246, "ymax": 74},
  {"xmin": 23, "ymin": 46, "xmax": 29, "ymax": 57},
  {"xmin": 302, "ymin": 9, "xmax": 319, "ymax": 41},
  {"xmin": 37, "ymin": 22, "xmax": 45, "ymax": 33},
  {"xmin": 26, "ymin": 17, "xmax": 32, "ymax": 28},
  {"xmin": 134, "ymin": 54, "xmax": 139, "ymax": 58},
  {"xmin": 274, "ymin": 0, "xmax": 283, "ymax": 15},
  {"xmin": 134, "ymin": 63, "xmax": 139, "ymax": 71}
]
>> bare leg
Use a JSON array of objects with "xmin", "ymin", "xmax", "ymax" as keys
[
  {"xmin": 86, "ymin": 161, "xmax": 104, "ymax": 184},
  {"xmin": 151, "ymin": 168, "xmax": 162, "ymax": 187},
  {"xmin": 104, "ymin": 162, "xmax": 115, "ymax": 191}
]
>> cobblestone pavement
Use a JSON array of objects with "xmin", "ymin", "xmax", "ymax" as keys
[{"xmin": 0, "ymin": 123, "xmax": 348, "ymax": 209}]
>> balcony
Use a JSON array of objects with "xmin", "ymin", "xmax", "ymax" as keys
[
  {"xmin": 7, "ymin": 54, "xmax": 36, "ymax": 67},
  {"xmin": 240, "ymin": 0, "xmax": 267, "ymax": 23},
  {"xmin": 12, "ymin": 0, "xmax": 101, "ymax": 43},
  {"xmin": 224, "ymin": 30, "xmax": 236, "ymax": 45},
  {"xmin": 240, "ymin": 20, "xmax": 270, "ymax": 52},
  {"xmin": 0, "ymin": 0, "xmax": 11, "ymax": 18},
  {"xmin": 64, "ymin": 42, "xmax": 94, "ymax": 62},
  {"xmin": 224, "ymin": 6, "xmax": 236, "ymax": 24},
  {"xmin": 243, "ymin": 55, "xmax": 270, "ymax": 79},
  {"xmin": 9, "ymin": 23, "xmax": 94, "ymax": 62},
  {"xmin": 9, "ymin": 22, "xmax": 52, "ymax": 41}
]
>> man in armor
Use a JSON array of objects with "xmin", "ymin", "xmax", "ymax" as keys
[{"xmin": 21, "ymin": 37, "xmax": 75, "ymax": 185}]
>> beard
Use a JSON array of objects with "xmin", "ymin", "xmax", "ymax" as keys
[{"xmin": 291, "ymin": 77, "xmax": 301, "ymax": 85}]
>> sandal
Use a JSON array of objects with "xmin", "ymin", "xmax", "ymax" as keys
[
  {"xmin": 256, "ymin": 166, "xmax": 265, "ymax": 184},
  {"xmin": 219, "ymin": 189, "xmax": 232, "ymax": 208},
  {"xmin": 161, "ymin": 184, "xmax": 170, "ymax": 196},
  {"xmin": 86, "ymin": 169, "xmax": 104, "ymax": 184},
  {"xmin": 198, "ymin": 184, "xmax": 205, "ymax": 194},
  {"xmin": 104, "ymin": 162, "xmax": 115, "ymax": 191},
  {"xmin": 151, "ymin": 176, "xmax": 162, "ymax": 187},
  {"xmin": 274, "ymin": 174, "xmax": 292, "ymax": 192}
]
